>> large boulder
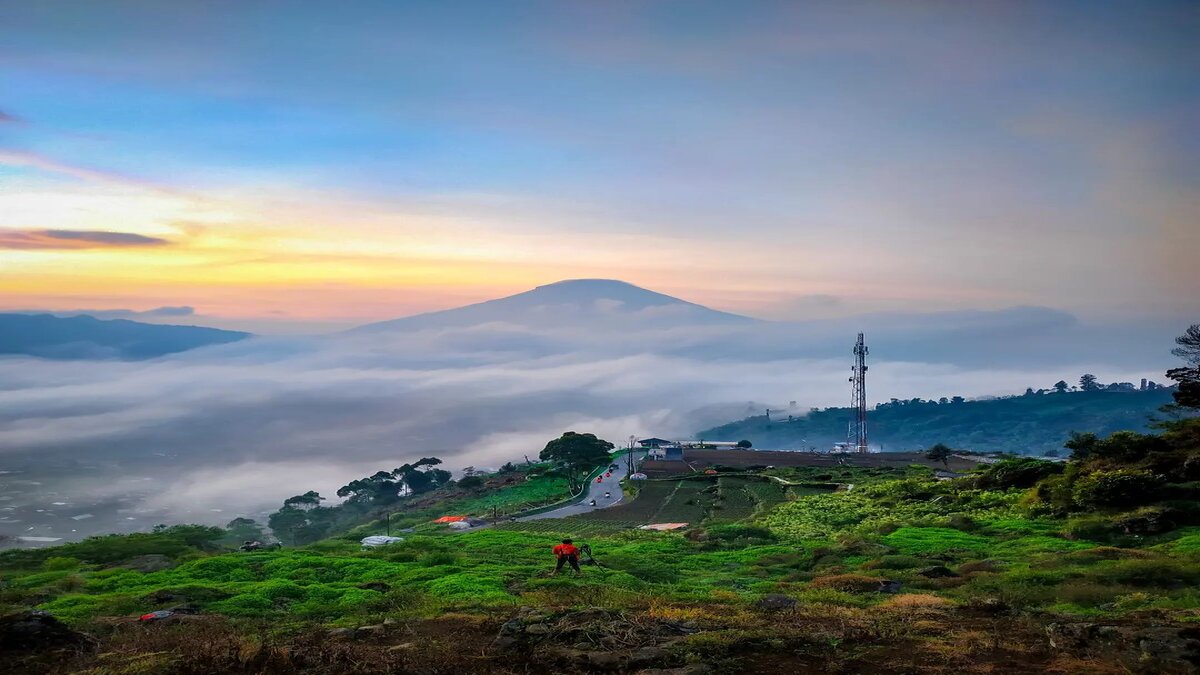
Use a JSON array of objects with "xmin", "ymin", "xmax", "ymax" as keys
[{"xmin": 0, "ymin": 611, "xmax": 95, "ymax": 652}]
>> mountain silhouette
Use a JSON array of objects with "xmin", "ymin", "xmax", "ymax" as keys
[{"xmin": 351, "ymin": 279, "xmax": 757, "ymax": 332}]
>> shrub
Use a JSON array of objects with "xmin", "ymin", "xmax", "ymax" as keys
[
  {"xmin": 702, "ymin": 524, "xmax": 777, "ymax": 548},
  {"xmin": 1072, "ymin": 470, "xmax": 1163, "ymax": 509},
  {"xmin": 1062, "ymin": 515, "xmax": 1118, "ymax": 542},
  {"xmin": 420, "ymin": 552, "xmax": 460, "ymax": 567},
  {"xmin": 42, "ymin": 556, "xmax": 81, "ymax": 571},
  {"xmin": 866, "ymin": 555, "xmax": 929, "ymax": 570},
  {"xmin": 809, "ymin": 574, "xmax": 884, "ymax": 593},
  {"xmin": 974, "ymin": 458, "xmax": 1063, "ymax": 490}
]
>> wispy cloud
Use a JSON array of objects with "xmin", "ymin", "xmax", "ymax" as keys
[
  {"xmin": 0, "ymin": 110, "xmax": 24, "ymax": 124},
  {"xmin": 0, "ymin": 229, "xmax": 171, "ymax": 250}
]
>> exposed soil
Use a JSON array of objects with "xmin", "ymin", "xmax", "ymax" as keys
[{"xmin": 7, "ymin": 605, "xmax": 1195, "ymax": 675}]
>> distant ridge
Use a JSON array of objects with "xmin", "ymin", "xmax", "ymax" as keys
[
  {"xmin": 0, "ymin": 313, "xmax": 250, "ymax": 360},
  {"xmin": 350, "ymin": 279, "xmax": 758, "ymax": 332}
]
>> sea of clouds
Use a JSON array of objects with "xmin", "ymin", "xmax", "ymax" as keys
[{"xmin": 0, "ymin": 305, "xmax": 1177, "ymax": 529}]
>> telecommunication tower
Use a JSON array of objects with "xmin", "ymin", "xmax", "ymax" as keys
[{"xmin": 849, "ymin": 333, "xmax": 869, "ymax": 453}]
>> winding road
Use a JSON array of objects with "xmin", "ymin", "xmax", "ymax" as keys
[{"xmin": 515, "ymin": 452, "xmax": 644, "ymax": 521}]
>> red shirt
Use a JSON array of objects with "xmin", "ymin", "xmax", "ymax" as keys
[{"xmin": 553, "ymin": 543, "xmax": 579, "ymax": 558}]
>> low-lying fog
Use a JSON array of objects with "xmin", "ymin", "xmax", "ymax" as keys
[{"xmin": 0, "ymin": 285, "xmax": 1178, "ymax": 544}]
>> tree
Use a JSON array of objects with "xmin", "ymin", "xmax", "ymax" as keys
[
  {"xmin": 337, "ymin": 470, "xmax": 402, "ymax": 505},
  {"xmin": 950, "ymin": 396, "xmax": 965, "ymax": 404},
  {"xmin": 226, "ymin": 517, "xmax": 264, "ymax": 541},
  {"xmin": 1053, "ymin": 380, "xmax": 1069, "ymax": 394},
  {"xmin": 393, "ymin": 457, "xmax": 451, "ymax": 495},
  {"xmin": 499, "ymin": 461, "xmax": 517, "ymax": 473},
  {"xmin": 1167, "ymin": 324, "xmax": 1200, "ymax": 410},
  {"xmin": 938, "ymin": 397, "xmax": 949, "ymax": 405},
  {"xmin": 926, "ymin": 443, "xmax": 953, "ymax": 467},
  {"xmin": 539, "ymin": 431, "xmax": 614, "ymax": 493},
  {"xmin": 1024, "ymin": 387, "xmax": 1035, "ymax": 396},
  {"xmin": 1079, "ymin": 373, "xmax": 1100, "ymax": 391},
  {"xmin": 736, "ymin": 439, "xmax": 753, "ymax": 449},
  {"xmin": 283, "ymin": 490, "xmax": 324, "ymax": 510},
  {"xmin": 458, "ymin": 475, "xmax": 485, "ymax": 489}
]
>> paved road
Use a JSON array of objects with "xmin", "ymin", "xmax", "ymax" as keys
[{"xmin": 515, "ymin": 453, "xmax": 644, "ymax": 521}]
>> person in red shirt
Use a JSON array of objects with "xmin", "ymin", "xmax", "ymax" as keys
[{"xmin": 552, "ymin": 538, "xmax": 581, "ymax": 576}]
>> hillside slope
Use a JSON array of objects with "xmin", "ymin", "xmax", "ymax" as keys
[
  {"xmin": 0, "ymin": 313, "xmax": 251, "ymax": 360},
  {"xmin": 700, "ymin": 388, "xmax": 1179, "ymax": 454}
]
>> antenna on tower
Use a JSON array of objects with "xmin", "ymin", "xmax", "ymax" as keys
[{"xmin": 849, "ymin": 333, "xmax": 869, "ymax": 453}]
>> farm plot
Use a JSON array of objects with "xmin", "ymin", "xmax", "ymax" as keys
[
  {"xmin": 706, "ymin": 477, "xmax": 756, "ymax": 522},
  {"xmin": 651, "ymin": 480, "xmax": 718, "ymax": 523},
  {"xmin": 744, "ymin": 480, "xmax": 791, "ymax": 512}
]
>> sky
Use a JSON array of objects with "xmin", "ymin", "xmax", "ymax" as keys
[{"xmin": 1, "ymin": 1, "xmax": 1198, "ymax": 332}]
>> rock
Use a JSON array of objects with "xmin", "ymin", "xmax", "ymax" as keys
[
  {"xmin": 0, "ymin": 611, "xmax": 96, "ymax": 652},
  {"xmin": 756, "ymin": 593, "xmax": 797, "ymax": 611},
  {"xmin": 877, "ymin": 580, "xmax": 903, "ymax": 594},
  {"xmin": 627, "ymin": 646, "xmax": 671, "ymax": 668},
  {"xmin": 119, "ymin": 554, "xmax": 175, "ymax": 573},
  {"xmin": 584, "ymin": 651, "xmax": 625, "ymax": 670},
  {"xmin": 357, "ymin": 624, "xmax": 386, "ymax": 634},
  {"xmin": 327, "ymin": 627, "xmax": 356, "ymax": 639},
  {"xmin": 1047, "ymin": 622, "xmax": 1200, "ymax": 672},
  {"xmin": 967, "ymin": 597, "xmax": 1009, "ymax": 615},
  {"xmin": 386, "ymin": 642, "xmax": 416, "ymax": 651},
  {"xmin": 358, "ymin": 582, "xmax": 391, "ymax": 593},
  {"xmin": 382, "ymin": 618, "xmax": 397, "ymax": 625},
  {"xmin": 524, "ymin": 623, "xmax": 551, "ymax": 635},
  {"xmin": 916, "ymin": 565, "xmax": 959, "ymax": 578}
]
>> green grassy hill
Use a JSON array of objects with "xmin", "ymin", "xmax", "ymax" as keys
[{"xmin": 701, "ymin": 388, "xmax": 1179, "ymax": 454}]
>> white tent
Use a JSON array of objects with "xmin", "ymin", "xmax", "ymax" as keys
[{"xmin": 360, "ymin": 535, "xmax": 405, "ymax": 548}]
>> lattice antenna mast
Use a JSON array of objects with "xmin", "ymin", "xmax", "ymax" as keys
[{"xmin": 849, "ymin": 333, "xmax": 869, "ymax": 453}]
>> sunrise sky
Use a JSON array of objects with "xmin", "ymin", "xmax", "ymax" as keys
[{"xmin": 1, "ymin": 2, "xmax": 1197, "ymax": 332}]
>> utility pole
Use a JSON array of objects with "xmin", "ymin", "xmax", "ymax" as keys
[{"xmin": 849, "ymin": 332, "xmax": 869, "ymax": 453}]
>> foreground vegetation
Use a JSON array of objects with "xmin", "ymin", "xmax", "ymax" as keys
[{"xmin": 4, "ymin": 418, "xmax": 1200, "ymax": 673}]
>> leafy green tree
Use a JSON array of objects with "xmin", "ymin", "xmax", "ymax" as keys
[
  {"xmin": 393, "ymin": 457, "xmax": 451, "ymax": 495},
  {"xmin": 225, "ymin": 517, "xmax": 265, "ymax": 542},
  {"xmin": 1053, "ymin": 380, "xmax": 1069, "ymax": 393},
  {"xmin": 925, "ymin": 443, "xmax": 953, "ymax": 467},
  {"xmin": 283, "ymin": 490, "xmax": 324, "ymax": 510},
  {"xmin": 1167, "ymin": 323, "xmax": 1200, "ymax": 410},
  {"xmin": 736, "ymin": 439, "xmax": 753, "ymax": 448},
  {"xmin": 974, "ymin": 458, "xmax": 1063, "ymax": 489},
  {"xmin": 337, "ymin": 470, "xmax": 402, "ymax": 505},
  {"xmin": 1079, "ymin": 373, "xmax": 1100, "ymax": 391},
  {"xmin": 539, "ymin": 431, "xmax": 614, "ymax": 493}
]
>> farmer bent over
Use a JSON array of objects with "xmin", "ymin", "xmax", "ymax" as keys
[{"xmin": 552, "ymin": 538, "xmax": 581, "ymax": 576}]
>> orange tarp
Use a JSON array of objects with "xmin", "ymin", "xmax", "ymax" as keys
[{"xmin": 433, "ymin": 515, "xmax": 467, "ymax": 523}]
